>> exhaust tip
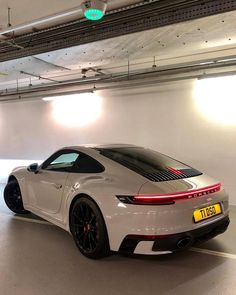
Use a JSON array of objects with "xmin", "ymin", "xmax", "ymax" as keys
[{"xmin": 177, "ymin": 237, "xmax": 192, "ymax": 249}]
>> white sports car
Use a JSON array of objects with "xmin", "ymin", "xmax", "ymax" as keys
[{"xmin": 4, "ymin": 144, "xmax": 230, "ymax": 259}]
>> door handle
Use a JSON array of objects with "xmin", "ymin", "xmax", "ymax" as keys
[{"xmin": 53, "ymin": 184, "xmax": 63, "ymax": 190}]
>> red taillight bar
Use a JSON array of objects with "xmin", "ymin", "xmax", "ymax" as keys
[{"xmin": 133, "ymin": 183, "xmax": 221, "ymax": 204}]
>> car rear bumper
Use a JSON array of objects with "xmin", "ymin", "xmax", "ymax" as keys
[{"xmin": 119, "ymin": 215, "xmax": 230, "ymax": 254}]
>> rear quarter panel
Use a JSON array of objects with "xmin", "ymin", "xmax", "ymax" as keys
[
  {"xmin": 138, "ymin": 174, "xmax": 229, "ymax": 233},
  {"xmin": 63, "ymin": 167, "xmax": 147, "ymax": 228}
]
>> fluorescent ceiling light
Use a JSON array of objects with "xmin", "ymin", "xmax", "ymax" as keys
[
  {"xmin": 42, "ymin": 91, "xmax": 93, "ymax": 102},
  {"xmin": 42, "ymin": 96, "xmax": 58, "ymax": 102}
]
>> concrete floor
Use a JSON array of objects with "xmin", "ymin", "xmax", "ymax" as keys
[{"xmin": 0, "ymin": 184, "xmax": 235, "ymax": 295}]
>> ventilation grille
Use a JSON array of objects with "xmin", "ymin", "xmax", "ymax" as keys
[{"xmin": 141, "ymin": 169, "xmax": 202, "ymax": 182}]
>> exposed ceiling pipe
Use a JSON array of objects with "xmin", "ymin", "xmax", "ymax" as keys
[
  {"xmin": 0, "ymin": 6, "xmax": 83, "ymax": 36},
  {"xmin": 1, "ymin": 54, "xmax": 236, "ymax": 100},
  {"xmin": 1, "ymin": 55, "xmax": 236, "ymax": 97},
  {"xmin": 0, "ymin": 0, "xmax": 193, "ymax": 38},
  {"xmin": 20, "ymin": 70, "xmax": 61, "ymax": 83},
  {"xmin": 1, "ymin": 63, "xmax": 236, "ymax": 102},
  {"xmin": 1, "ymin": 71, "xmax": 230, "ymax": 103},
  {"xmin": 0, "ymin": 0, "xmax": 146, "ymax": 37},
  {"xmin": 0, "ymin": 76, "xmax": 197, "ymax": 103}
]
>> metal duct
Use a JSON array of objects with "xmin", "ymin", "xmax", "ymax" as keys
[{"xmin": 1, "ymin": 57, "xmax": 236, "ymax": 102}]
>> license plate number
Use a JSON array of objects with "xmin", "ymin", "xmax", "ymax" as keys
[{"xmin": 193, "ymin": 203, "xmax": 222, "ymax": 223}]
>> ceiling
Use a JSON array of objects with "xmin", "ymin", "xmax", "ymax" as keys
[
  {"xmin": 0, "ymin": 0, "xmax": 140, "ymax": 29},
  {"xmin": 0, "ymin": 1, "xmax": 236, "ymax": 97}
]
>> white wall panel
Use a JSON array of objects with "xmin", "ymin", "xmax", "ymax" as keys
[
  {"xmin": 0, "ymin": 160, "xmax": 41, "ymax": 183},
  {"xmin": 0, "ymin": 80, "xmax": 235, "ymax": 204}
]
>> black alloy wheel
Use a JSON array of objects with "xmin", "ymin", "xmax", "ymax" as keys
[
  {"xmin": 70, "ymin": 197, "xmax": 110, "ymax": 259},
  {"xmin": 4, "ymin": 180, "xmax": 29, "ymax": 214}
]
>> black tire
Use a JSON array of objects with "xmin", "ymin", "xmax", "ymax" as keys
[
  {"xmin": 4, "ymin": 180, "xmax": 29, "ymax": 214},
  {"xmin": 70, "ymin": 197, "xmax": 110, "ymax": 259}
]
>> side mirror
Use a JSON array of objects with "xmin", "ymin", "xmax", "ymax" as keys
[{"xmin": 27, "ymin": 163, "xmax": 39, "ymax": 173}]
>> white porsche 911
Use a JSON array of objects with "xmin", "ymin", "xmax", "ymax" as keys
[{"xmin": 4, "ymin": 144, "xmax": 229, "ymax": 259}]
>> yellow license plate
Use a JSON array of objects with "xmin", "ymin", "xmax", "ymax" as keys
[{"xmin": 193, "ymin": 203, "xmax": 222, "ymax": 223}]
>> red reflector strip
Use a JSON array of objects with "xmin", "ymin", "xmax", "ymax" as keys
[
  {"xmin": 134, "ymin": 183, "xmax": 221, "ymax": 203},
  {"xmin": 125, "ymin": 234, "xmax": 171, "ymax": 241}
]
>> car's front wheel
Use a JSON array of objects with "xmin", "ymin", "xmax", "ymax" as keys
[
  {"xmin": 70, "ymin": 197, "xmax": 110, "ymax": 259},
  {"xmin": 4, "ymin": 179, "xmax": 29, "ymax": 214}
]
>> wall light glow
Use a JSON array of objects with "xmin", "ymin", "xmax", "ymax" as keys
[
  {"xmin": 45, "ymin": 93, "xmax": 102, "ymax": 128},
  {"xmin": 194, "ymin": 75, "xmax": 236, "ymax": 125}
]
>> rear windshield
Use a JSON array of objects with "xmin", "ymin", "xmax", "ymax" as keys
[{"xmin": 96, "ymin": 147, "xmax": 202, "ymax": 182}]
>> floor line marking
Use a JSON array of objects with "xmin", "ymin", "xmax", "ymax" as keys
[
  {"xmin": 0, "ymin": 212, "xmax": 53, "ymax": 225},
  {"xmin": 190, "ymin": 247, "xmax": 236, "ymax": 260}
]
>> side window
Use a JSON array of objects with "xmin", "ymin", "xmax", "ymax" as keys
[
  {"xmin": 43, "ymin": 152, "xmax": 79, "ymax": 172},
  {"xmin": 73, "ymin": 153, "xmax": 104, "ymax": 173}
]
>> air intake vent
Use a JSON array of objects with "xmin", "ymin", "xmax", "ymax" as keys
[{"xmin": 142, "ymin": 169, "xmax": 202, "ymax": 182}]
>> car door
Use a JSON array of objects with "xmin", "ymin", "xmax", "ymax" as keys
[{"xmin": 26, "ymin": 150, "xmax": 80, "ymax": 215}]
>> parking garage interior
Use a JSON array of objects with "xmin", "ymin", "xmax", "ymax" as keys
[{"xmin": 0, "ymin": 0, "xmax": 236, "ymax": 294}]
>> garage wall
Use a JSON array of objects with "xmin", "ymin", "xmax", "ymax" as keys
[{"xmin": 0, "ymin": 80, "xmax": 235, "ymax": 205}]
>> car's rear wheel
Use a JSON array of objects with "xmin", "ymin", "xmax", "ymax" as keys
[
  {"xmin": 70, "ymin": 197, "xmax": 110, "ymax": 259},
  {"xmin": 4, "ymin": 180, "xmax": 29, "ymax": 214}
]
